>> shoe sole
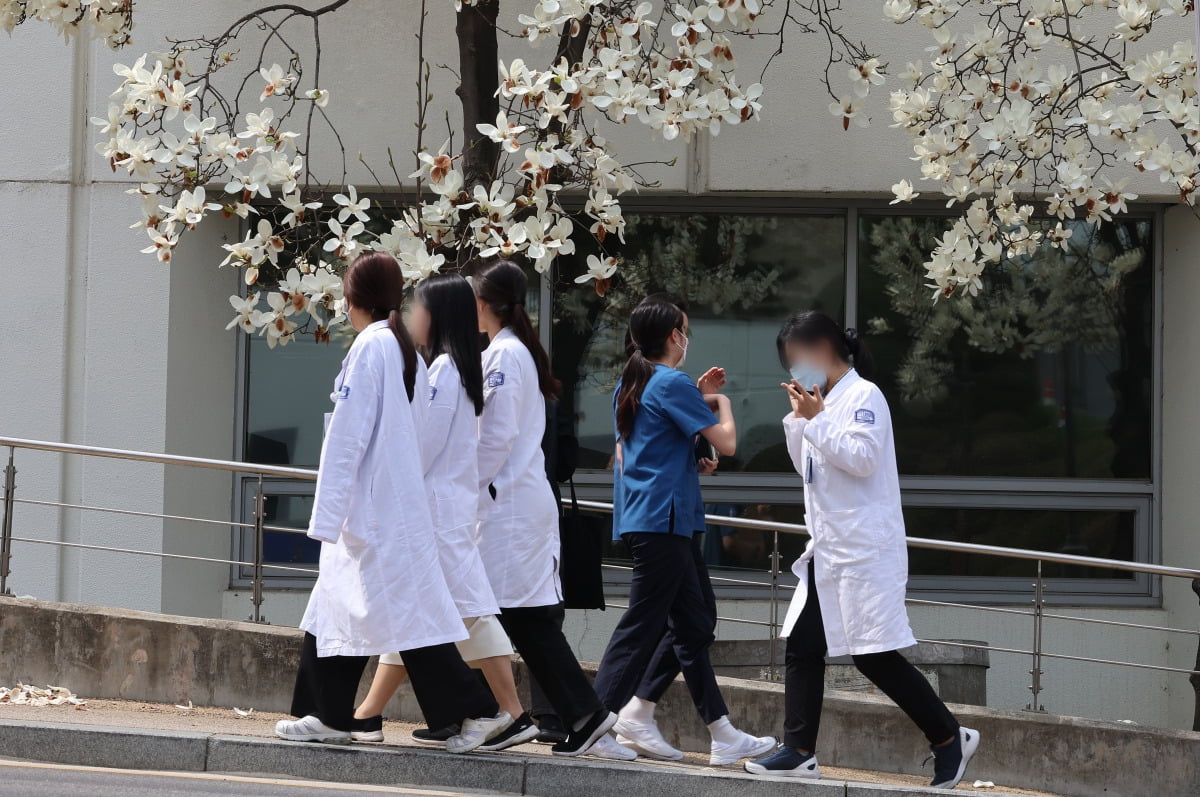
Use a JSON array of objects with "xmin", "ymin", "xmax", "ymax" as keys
[
  {"xmin": 411, "ymin": 736, "xmax": 452, "ymax": 747},
  {"xmin": 711, "ymin": 737, "xmax": 778, "ymax": 767},
  {"xmin": 931, "ymin": 728, "xmax": 981, "ymax": 789},
  {"xmin": 350, "ymin": 731, "xmax": 385, "ymax": 743},
  {"xmin": 552, "ymin": 712, "xmax": 619, "ymax": 758},
  {"xmin": 744, "ymin": 761, "xmax": 820, "ymax": 779},
  {"xmin": 479, "ymin": 723, "xmax": 541, "ymax": 752},
  {"xmin": 615, "ymin": 735, "xmax": 684, "ymax": 762},
  {"xmin": 275, "ymin": 733, "xmax": 351, "ymax": 744}
]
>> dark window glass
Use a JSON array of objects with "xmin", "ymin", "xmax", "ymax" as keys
[
  {"xmin": 905, "ymin": 506, "xmax": 1137, "ymax": 580},
  {"xmin": 857, "ymin": 216, "xmax": 1154, "ymax": 480},
  {"xmin": 552, "ymin": 212, "xmax": 846, "ymax": 474}
]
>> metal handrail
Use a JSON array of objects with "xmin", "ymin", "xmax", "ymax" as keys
[
  {"xmin": 0, "ymin": 437, "xmax": 317, "ymax": 480},
  {"xmin": 571, "ymin": 498, "xmax": 1200, "ymax": 580}
]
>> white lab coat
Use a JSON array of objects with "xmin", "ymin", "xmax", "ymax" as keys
[
  {"xmin": 420, "ymin": 353, "xmax": 500, "ymax": 619},
  {"xmin": 300, "ymin": 321, "xmax": 468, "ymax": 657},
  {"xmin": 779, "ymin": 369, "xmax": 917, "ymax": 658},
  {"xmin": 476, "ymin": 327, "xmax": 562, "ymax": 609}
]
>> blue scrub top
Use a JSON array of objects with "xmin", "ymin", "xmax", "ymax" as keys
[{"xmin": 612, "ymin": 364, "xmax": 717, "ymax": 539}]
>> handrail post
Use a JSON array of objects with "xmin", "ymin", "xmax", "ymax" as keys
[
  {"xmin": 1026, "ymin": 559, "xmax": 1045, "ymax": 712},
  {"xmin": 1191, "ymin": 578, "xmax": 1200, "ymax": 732},
  {"xmin": 1, "ymin": 446, "xmax": 16, "ymax": 596},
  {"xmin": 250, "ymin": 474, "xmax": 266, "ymax": 624},
  {"xmin": 768, "ymin": 529, "xmax": 781, "ymax": 681}
]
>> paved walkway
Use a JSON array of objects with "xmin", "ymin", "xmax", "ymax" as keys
[{"xmin": 0, "ymin": 699, "xmax": 1058, "ymax": 796}]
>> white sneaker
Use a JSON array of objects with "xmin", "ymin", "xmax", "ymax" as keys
[
  {"xmin": 446, "ymin": 711, "xmax": 513, "ymax": 754},
  {"xmin": 585, "ymin": 733, "xmax": 638, "ymax": 761},
  {"xmin": 614, "ymin": 717, "xmax": 684, "ymax": 761},
  {"xmin": 710, "ymin": 729, "xmax": 778, "ymax": 766},
  {"xmin": 274, "ymin": 715, "xmax": 351, "ymax": 744}
]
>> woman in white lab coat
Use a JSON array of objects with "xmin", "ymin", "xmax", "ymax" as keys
[
  {"xmin": 471, "ymin": 259, "xmax": 630, "ymax": 761},
  {"xmin": 349, "ymin": 273, "xmax": 537, "ymax": 752},
  {"xmin": 744, "ymin": 311, "xmax": 979, "ymax": 789},
  {"xmin": 275, "ymin": 252, "xmax": 511, "ymax": 753}
]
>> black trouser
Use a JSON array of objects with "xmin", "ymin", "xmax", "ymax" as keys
[
  {"xmin": 784, "ymin": 562, "xmax": 958, "ymax": 751},
  {"xmin": 291, "ymin": 632, "xmax": 498, "ymax": 732},
  {"xmin": 528, "ymin": 602, "xmax": 566, "ymax": 731},
  {"xmin": 593, "ymin": 533, "xmax": 729, "ymax": 724},
  {"xmin": 498, "ymin": 604, "xmax": 605, "ymax": 728}
]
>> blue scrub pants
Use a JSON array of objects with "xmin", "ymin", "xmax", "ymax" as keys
[{"xmin": 593, "ymin": 532, "xmax": 729, "ymax": 724}]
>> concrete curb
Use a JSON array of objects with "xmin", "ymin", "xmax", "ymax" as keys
[{"xmin": 0, "ymin": 717, "xmax": 1029, "ymax": 797}]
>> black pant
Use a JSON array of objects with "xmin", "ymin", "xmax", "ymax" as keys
[
  {"xmin": 291, "ymin": 632, "xmax": 498, "ymax": 732},
  {"xmin": 784, "ymin": 562, "xmax": 958, "ymax": 751},
  {"xmin": 498, "ymin": 604, "xmax": 605, "ymax": 728},
  {"xmin": 593, "ymin": 533, "xmax": 729, "ymax": 724},
  {"xmin": 528, "ymin": 603, "xmax": 566, "ymax": 731}
]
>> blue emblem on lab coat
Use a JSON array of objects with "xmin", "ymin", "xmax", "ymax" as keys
[
  {"xmin": 487, "ymin": 371, "xmax": 505, "ymax": 388},
  {"xmin": 430, "ymin": 386, "xmax": 438, "ymax": 401},
  {"xmin": 854, "ymin": 408, "xmax": 875, "ymax": 424},
  {"xmin": 334, "ymin": 385, "xmax": 351, "ymax": 400}
]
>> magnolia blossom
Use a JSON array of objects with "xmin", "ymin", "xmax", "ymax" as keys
[
  {"xmin": 844, "ymin": 0, "xmax": 1200, "ymax": 299},
  {"xmin": 76, "ymin": 1, "xmax": 777, "ymax": 345}
]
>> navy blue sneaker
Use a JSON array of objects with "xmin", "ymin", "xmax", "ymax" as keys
[
  {"xmin": 744, "ymin": 746, "xmax": 820, "ymax": 779},
  {"xmin": 929, "ymin": 726, "xmax": 981, "ymax": 789}
]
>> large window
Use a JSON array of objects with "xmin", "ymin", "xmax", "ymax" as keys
[{"xmin": 234, "ymin": 199, "xmax": 1160, "ymax": 603}]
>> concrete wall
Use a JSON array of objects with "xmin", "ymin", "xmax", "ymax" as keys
[
  {"xmin": 1, "ymin": 1, "xmax": 1198, "ymax": 732},
  {"xmin": 3, "ymin": 598, "xmax": 1198, "ymax": 797}
]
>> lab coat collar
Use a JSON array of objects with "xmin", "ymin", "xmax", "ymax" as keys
[
  {"xmin": 823, "ymin": 367, "xmax": 861, "ymax": 405},
  {"xmin": 365, "ymin": 320, "xmax": 390, "ymax": 332},
  {"xmin": 491, "ymin": 326, "xmax": 518, "ymax": 346}
]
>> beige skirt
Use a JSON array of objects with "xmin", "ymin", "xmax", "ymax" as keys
[{"xmin": 379, "ymin": 614, "xmax": 513, "ymax": 667}]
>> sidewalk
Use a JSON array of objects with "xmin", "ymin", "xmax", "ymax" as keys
[{"xmin": 0, "ymin": 700, "xmax": 1057, "ymax": 797}]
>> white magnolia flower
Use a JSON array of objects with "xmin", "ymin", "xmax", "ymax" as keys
[
  {"xmin": 332, "ymin": 185, "xmax": 371, "ymax": 224},
  {"xmin": 890, "ymin": 179, "xmax": 919, "ymax": 204},
  {"xmin": 575, "ymin": 254, "xmax": 618, "ymax": 284},
  {"xmin": 259, "ymin": 64, "xmax": 295, "ymax": 102},
  {"xmin": 304, "ymin": 88, "xmax": 331, "ymax": 108}
]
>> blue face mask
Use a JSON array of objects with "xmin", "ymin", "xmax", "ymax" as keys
[{"xmin": 789, "ymin": 362, "xmax": 827, "ymax": 392}]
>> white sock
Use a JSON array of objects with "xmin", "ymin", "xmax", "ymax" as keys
[
  {"xmin": 619, "ymin": 696, "xmax": 656, "ymax": 723},
  {"xmin": 708, "ymin": 715, "xmax": 743, "ymax": 745}
]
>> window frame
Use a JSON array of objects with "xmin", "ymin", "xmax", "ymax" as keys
[{"xmin": 230, "ymin": 196, "xmax": 1164, "ymax": 606}]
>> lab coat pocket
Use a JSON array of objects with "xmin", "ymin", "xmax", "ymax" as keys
[{"xmin": 820, "ymin": 506, "xmax": 888, "ymax": 566}]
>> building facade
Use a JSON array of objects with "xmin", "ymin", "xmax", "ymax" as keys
[{"xmin": 1, "ymin": 2, "xmax": 1197, "ymax": 730}]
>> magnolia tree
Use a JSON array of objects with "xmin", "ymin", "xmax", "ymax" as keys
[{"xmin": 3, "ymin": 0, "xmax": 1198, "ymax": 349}]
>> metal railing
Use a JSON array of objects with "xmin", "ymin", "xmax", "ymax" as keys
[{"xmin": 1, "ymin": 436, "xmax": 1199, "ymax": 726}]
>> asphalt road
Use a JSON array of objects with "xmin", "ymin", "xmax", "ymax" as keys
[{"xmin": 0, "ymin": 760, "xmax": 507, "ymax": 797}]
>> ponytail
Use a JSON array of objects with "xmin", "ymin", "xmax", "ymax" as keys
[
  {"xmin": 473, "ymin": 259, "xmax": 561, "ymax": 400},
  {"xmin": 615, "ymin": 298, "xmax": 685, "ymax": 440},
  {"xmin": 843, "ymin": 327, "xmax": 876, "ymax": 380},
  {"xmin": 388, "ymin": 309, "xmax": 419, "ymax": 402}
]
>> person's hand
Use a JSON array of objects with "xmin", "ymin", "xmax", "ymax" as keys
[
  {"xmin": 781, "ymin": 380, "xmax": 824, "ymax": 420},
  {"xmin": 697, "ymin": 367, "xmax": 726, "ymax": 395},
  {"xmin": 698, "ymin": 457, "xmax": 719, "ymax": 475},
  {"xmin": 704, "ymin": 393, "xmax": 729, "ymax": 411}
]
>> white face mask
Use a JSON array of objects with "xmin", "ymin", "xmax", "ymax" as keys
[{"xmin": 674, "ymin": 333, "xmax": 688, "ymax": 368}]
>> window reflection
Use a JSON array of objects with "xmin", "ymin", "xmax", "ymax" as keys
[{"xmin": 858, "ymin": 216, "xmax": 1153, "ymax": 479}]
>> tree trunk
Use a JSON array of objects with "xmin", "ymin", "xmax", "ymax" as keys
[{"xmin": 456, "ymin": 0, "xmax": 500, "ymax": 195}]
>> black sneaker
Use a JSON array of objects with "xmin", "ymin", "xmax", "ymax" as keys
[
  {"xmin": 478, "ymin": 711, "xmax": 541, "ymax": 751},
  {"xmin": 534, "ymin": 715, "xmax": 569, "ymax": 745},
  {"xmin": 349, "ymin": 714, "xmax": 384, "ymax": 743},
  {"xmin": 929, "ymin": 726, "xmax": 981, "ymax": 789},
  {"xmin": 411, "ymin": 724, "xmax": 460, "ymax": 746},
  {"xmin": 551, "ymin": 710, "xmax": 618, "ymax": 758}
]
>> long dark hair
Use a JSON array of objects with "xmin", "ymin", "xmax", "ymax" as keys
[
  {"xmin": 473, "ymin": 259, "xmax": 561, "ymax": 400},
  {"xmin": 775, "ymin": 311, "xmax": 875, "ymax": 380},
  {"xmin": 416, "ymin": 273, "xmax": 485, "ymax": 416},
  {"xmin": 615, "ymin": 297, "xmax": 686, "ymax": 440},
  {"xmin": 342, "ymin": 252, "xmax": 419, "ymax": 402}
]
